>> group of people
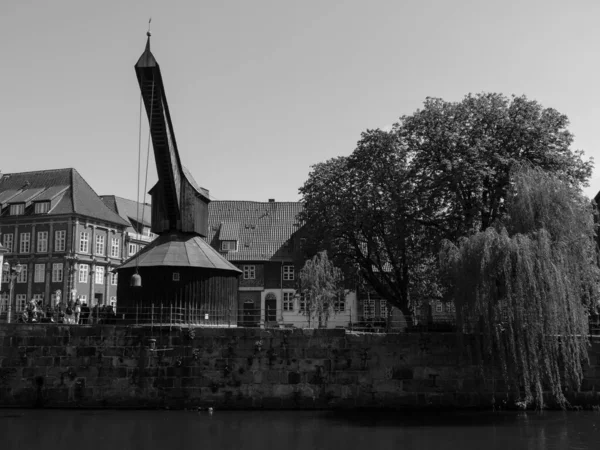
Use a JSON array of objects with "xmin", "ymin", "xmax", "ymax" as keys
[{"xmin": 20, "ymin": 298, "xmax": 118, "ymax": 324}]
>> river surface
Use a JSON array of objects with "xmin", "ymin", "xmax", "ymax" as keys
[{"xmin": 1, "ymin": 409, "xmax": 600, "ymax": 450}]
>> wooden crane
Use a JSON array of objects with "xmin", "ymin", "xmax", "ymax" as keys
[{"xmin": 135, "ymin": 33, "xmax": 210, "ymax": 237}]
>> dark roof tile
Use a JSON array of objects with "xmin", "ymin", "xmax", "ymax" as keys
[{"xmin": 206, "ymin": 201, "xmax": 303, "ymax": 262}]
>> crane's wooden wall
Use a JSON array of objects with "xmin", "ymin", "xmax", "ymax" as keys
[
  {"xmin": 117, "ymin": 267, "xmax": 239, "ymax": 325},
  {"xmin": 150, "ymin": 179, "xmax": 209, "ymax": 237}
]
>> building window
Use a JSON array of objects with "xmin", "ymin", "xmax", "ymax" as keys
[
  {"xmin": 299, "ymin": 292, "xmax": 306, "ymax": 312},
  {"xmin": 335, "ymin": 295, "xmax": 346, "ymax": 312},
  {"xmin": 221, "ymin": 240, "xmax": 237, "ymax": 251},
  {"xmin": 52, "ymin": 263, "xmax": 63, "ymax": 283},
  {"xmin": 380, "ymin": 300, "xmax": 388, "ymax": 318},
  {"xmin": 110, "ymin": 296, "xmax": 116, "ymax": 307},
  {"xmin": 243, "ymin": 265, "xmax": 255, "ymax": 280},
  {"xmin": 32, "ymin": 294, "xmax": 43, "ymax": 303},
  {"xmin": 34, "ymin": 202, "xmax": 50, "ymax": 214},
  {"xmin": 79, "ymin": 295, "xmax": 87, "ymax": 304},
  {"xmin": 0, "ymin": 293, "xmax": 8, "ymax": 310},
  {"xmin": 363, "ymin": 299, "xmax": 375, "ymax": 319},
  {"xmin": 34, "ymin": 264, "xmax": 45, "ymax": 283},
  {"xmin": 79, "ymin": 232, "xmax": 89, "ymax": 253},
  {"xmin": 128, "ymin": 243, "xmax": 138, "ymax": 256},
  {"xmin": 1, "ymin": 270, "xmax": 8, "ymax": 284},
  {"xmin": 283, "ymin": 292, "xmax": 294, "ymax": 312},
  {"xmin": 95, "ymin": 235, "xmax": 105, "ymax": 256},
  {"xmin": 111, "ymin": 272, "xmax": 118, "ymax": 285},
  {"xmin": 446, "ymin": 302, "xmax": 456, "ymax": 313},
  {"xmin": 16, "ymin": 294, "xmax": 27, "ymax": 311},
  {"xmin": 55, "ymin": 230, "xmax": 66, "ymax": 252},
  {"xmin": 19, "ymin": 232, "xmax": 31, "ymax": 253},
  {"xmin": 3, "ymin": 233, "xmax": 14, "ymax": 253},
  {"xmin": 36, "ymin": 231, "xmax": 48, "ymax": 253},
  {"xmin": 10, "ymin": 204, "xmax": 25, "ymax": 216},
  {"xmin": 17, "ymin": 265, "xmax": 27, "ymax": 283},
  {"xmin": 172, "ymin": 272, "xmax": 180, "ymax": 281},
  {"xmin": 283, "ymin": 265, "xmax": 294, "ymax": 281},
  {"xmin": 111, "ymin": 238, "xmax": 120, "ymax": 258},
  {"xmin": 79, "ymin": 264, "xmax": 89, "ymax": 283},
  {"xmin": 435, "ymin": 302, "xmax": 443, "ymax": 313},
  {"xmin": 95, "ymin": 266, "xmax": 105, "ymax": 284}
]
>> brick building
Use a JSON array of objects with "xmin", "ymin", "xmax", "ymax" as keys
[
  {"xmin": 0, "ymin": 169, "xmax": 129, "ymax": 314},
  {"xmin": 100, "ymin": 195, "xmax": 157, "ymax": 261},
  {"xmin": 206, "ymin": 200, "xmax": 357, "ymax": 328}
]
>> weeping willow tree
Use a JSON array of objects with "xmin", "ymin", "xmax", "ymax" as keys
[
  {"xmin": 440, "ymin": 165, "xmax": 600, "ymax": 409},
  {"xmin": 297, "ymin": 251, "xmax": 346, "ymax": 328}
]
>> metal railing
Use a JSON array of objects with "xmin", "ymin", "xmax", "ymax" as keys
[{"xmin": 1, "ymin": 304, "xmax": 599, "ymax": 334}]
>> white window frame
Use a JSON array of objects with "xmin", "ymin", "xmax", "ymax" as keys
[
  {"xmin": 36, "ymin": 231, "xmax": 48, "ymax": 253},
  {"xmin": 54, "ymin": 230, "xmax": 66, "ymax": 252},
  {"xmin": 34, "ymin": 264, "xmax": 45, "ymax": 283},
  {"xmin": 283, "ymin": 292, "xmax": 294, "ymax": 312},
  {"xmin": 2, "ymin": 233, "xmax": 14, "ymax": 253},
  {"xmin": 79, "ymin": 264, "xmax": 89, "ymax": 283},
  {"xmin": 435, "ymin": 302, "xmax": 443, "ymax": 313},
  {"xmin": 1, "ymin": 271, "xmax": 8, "ymax": 284},
  {"xmin": 243, "ymin": 265, "xmax": 255, "ymax": 280},
  {"xmin": 52, "ymin": 263, "xmax": 63, "ymax": 283},
  {"xmin": 95, "ymin": 266, "xmax": 105, "ymax": 284},
  {"xmin": 79, "ymin": 295, "xmax": 87, "ymax": 304},
  {"xmin": 380, "ymin": 299, "xmax": 388, "ymax": 318},
  {"xmin": 34, "ymin": 202, "xmax": 50, "ymax": 214},
  {"xmin": 95, "ymin": 235, "xmax": 105, "ymax": 256},
  {"xmin": 110, "ymin": 238, "xmax": 120, "ymax": 258},
  {"xmin": 128, "ymin": 243, "xmax": 138, "ymax": 256},
  {"xmin": 0, "ymin": 293, "xmax": 8, "ymax": 310},
  {"xmin": 221, "ymin": 240, "xmax": 237, "ymax": 251},
  {"xmin": 110, "ymin": 272, "xmax": 118, "ymax": 285},
  {"xmin": 79, "ymin": 232, "xmax": 89, "ymax": 253},
  {"xmin": 172, "ymin": 272, "xmax": 180, "ymax": 282},
  {"xmin": 15, "ymin": 294, "xmax": 27, "ymax": 311},
  {"xmin": 19, "ymin": 232, "xmax": 31, "ymax": 254},
  {"xmin": 299, "ymin": 292, "xmax": 306, "ymax": 312},
  {"xmin": 10, "ymin": 204, "xmax": 25, "ymax": 216},
  {"xmin": 363, "ymin": 298, "xmax": 375, "ymax": 319},
  {"xmin": 334, "ymin": 295, "xmax": 346, "ymax": 312},
  {"xmin": 283, "ymin": 265, "xmax": 294, "ymax": 281},
  {"xmin": 17, "ymin": 265, "xmax": 27, "ymax": 283}
]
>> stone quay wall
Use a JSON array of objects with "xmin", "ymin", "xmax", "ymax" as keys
[{"xmin": 1, "ymin": 324, "xmax": 600, "ymax": 410}]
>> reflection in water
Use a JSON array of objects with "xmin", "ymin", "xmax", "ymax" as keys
[{"xmin": 0, "ymin": 409, "xmax": 599, "ymax": 450}]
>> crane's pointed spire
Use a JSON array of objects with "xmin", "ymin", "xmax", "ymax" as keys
[{"xmin": 135, "ymin": 19, "xmax": 157, "ymax": 68}]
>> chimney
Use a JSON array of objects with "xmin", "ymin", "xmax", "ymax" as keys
[{"xmin": 268, "ymin": 199, "xmax": 275, "ymax": 203}]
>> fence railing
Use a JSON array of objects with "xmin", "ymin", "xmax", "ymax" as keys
[{"xmin": 1, "ymin": 304, "xmax": 599, "ymax": 335}]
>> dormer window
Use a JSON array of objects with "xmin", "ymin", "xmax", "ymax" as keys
[
  {"xmin": 34, "ymin": 201, "xmax": 50, "ymax": 214},
  {"xmin": 221, "ymin": 240, "xmax": 237, "ymax": 252},
  {"xmin": 9, "ymin": 204, "xmax": 25, "ymax": 216}
]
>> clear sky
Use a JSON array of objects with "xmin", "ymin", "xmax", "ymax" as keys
[{"xmin": 1, "ymin": 0, "xmax": 599, "ymax": 203}]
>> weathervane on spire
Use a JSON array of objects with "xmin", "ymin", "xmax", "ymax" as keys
[{"xmin": 147, "ymin": 17, "xmax": 152, "ymax": 37}]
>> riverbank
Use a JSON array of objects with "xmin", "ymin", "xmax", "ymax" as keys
[{"xmin": 1, "ymin": 324, "xmax": 600, "ymax": 410}]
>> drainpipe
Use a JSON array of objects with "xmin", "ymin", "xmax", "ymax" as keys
[{"xmin": 280, "ymin": 260, "xmax": 284, "ymax": 324}]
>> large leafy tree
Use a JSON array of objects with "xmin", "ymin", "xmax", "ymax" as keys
[
  {"xmin": 299, "ymin": 93, "xmax": 593, "ymax": 315},
  {"xmin": 398, "ymin": 93, "xmax": 592, "ymax": 241},
  {"xmin": 440, "ymin": 166, "xmax": 600, "ymax": 409}
]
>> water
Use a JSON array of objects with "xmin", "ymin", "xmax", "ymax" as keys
[{"xmin": 1, "ymin": 409, "xmax": 600, "ymax": 450}]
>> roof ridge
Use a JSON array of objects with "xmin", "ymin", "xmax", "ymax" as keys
[{"xmin": 2, "ymin": 168, "xmax": 74, "ymax": 177}]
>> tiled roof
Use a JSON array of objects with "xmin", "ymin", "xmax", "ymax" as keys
[
  {"xmin": 206, "ymin": 201, "xmax": 304, "ymax": 262},
  {"xmin": 117, "ymin": 232, "xmax": 241, "ymax": 272},
  {"xmin": 219, "ymin": 221, "xmax": 240, "ymax": 240},
  {"xmin": 100, "ymin": 195, "xmax": 152, "ymax": 233},
  {"xmin": 0, "ymin": 169, "xmax": 129, "ymax": 227}
]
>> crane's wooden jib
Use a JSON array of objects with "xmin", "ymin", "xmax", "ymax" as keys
[{"xmin": 135, "ymin": 37, "xmax": 210, "ymax": 237}]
